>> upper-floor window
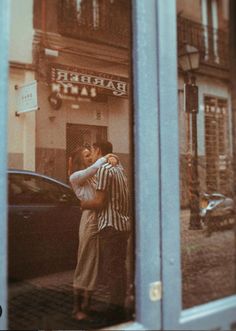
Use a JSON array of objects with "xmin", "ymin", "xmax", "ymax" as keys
[
  {"xmin": 177, "ymin": 0, "xmax": 229, "ymax": 68},
  {"xmin": 58, "ymin": 0, "xmax": 131, "ymax": 47}
]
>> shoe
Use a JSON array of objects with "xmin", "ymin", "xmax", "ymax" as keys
[{"xmin": 73, "ymin": 311, "xmax": 90, "ymax": 321}]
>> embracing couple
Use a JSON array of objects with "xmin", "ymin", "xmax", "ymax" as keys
[{"xmin": 69, "ymin": 140, "xmax": 131, "ymax": 322}]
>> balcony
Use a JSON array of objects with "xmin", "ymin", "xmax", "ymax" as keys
[
  {"xmin": 177, "ymin": 16, "xmax": 229, "ymax": 69},
  {"xmin": 58, "ymin": 0, "xmax": 130, "ymax": 49}
]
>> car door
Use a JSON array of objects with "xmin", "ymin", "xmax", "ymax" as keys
[{"xmin": 8, "ymin": 172, "xmax": 81, "ymax": 280}]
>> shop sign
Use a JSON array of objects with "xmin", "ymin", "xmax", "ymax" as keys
[
  {"xmin": 15, "ymin": 80, "xmax": 39, "ymax": 115},
  {"xmin": 49, "ymin": 64, "xmax": 128, "ymax": 98}
]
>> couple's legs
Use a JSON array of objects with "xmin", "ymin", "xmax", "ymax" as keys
[{"xmin": 99, "ymin": 227, "xmax": 129, "ymax": 316}]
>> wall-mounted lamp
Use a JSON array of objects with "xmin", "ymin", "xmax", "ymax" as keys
[{"xmin": 179, "ymin": 44, "xmax": 200, "ymax": 72}]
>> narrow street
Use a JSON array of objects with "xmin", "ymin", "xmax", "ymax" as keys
[
  {"xmin": 8, "ymin": 270, "xmax": 121, "ymax": 330},
  {"xmin": 181, "ymin": 209, "xmax": 236, "ymax": 308},
  {"xmin": 8, "ymin": 210, "xmax": 236, "ymax": 328}
]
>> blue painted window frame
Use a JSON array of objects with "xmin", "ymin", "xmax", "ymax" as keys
[
  {"xmin": 159, "ymin": 0, "xmax": 236, "ymax": 330},
  {"xmin": 0, "ymin": 0, "xmax": 9, "ymax": 329},
  {"xmin": 1, "ymin": 0, "xmax": 236, "ymax": 330},
  {"xmin": 1, "ymin": 0, "xmax": 163, "ymax": 329}
]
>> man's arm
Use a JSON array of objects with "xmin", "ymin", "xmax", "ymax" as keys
[{"xmin": 80, "ymin": 190, "xmax": 107, "ymax": 210}]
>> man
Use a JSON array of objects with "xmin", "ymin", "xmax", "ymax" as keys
[{"xmin": 80, "ymin": 140, "xmax": 131, "ymax": 321}]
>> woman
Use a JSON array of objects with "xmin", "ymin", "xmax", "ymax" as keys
[{"xmin": 69, "ymin": 146, "xmax": 117, "ymax": 321}]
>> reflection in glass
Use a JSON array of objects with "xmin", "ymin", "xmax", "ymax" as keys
[
  {"xmin": 177, "ymin": 0, "xmax": 236, "ymax": 309},
  {"xmin": 8, "ymin": 0, "xmax": 134, "ymax": 329}
]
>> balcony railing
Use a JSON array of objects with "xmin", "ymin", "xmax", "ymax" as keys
[
  {"xmin": 177, "ymin": 16, "xmax": 229, "ymax": 69},
  {"xmin": 58, "ymin": 0, "xmax": 130, "ymax": 48}
]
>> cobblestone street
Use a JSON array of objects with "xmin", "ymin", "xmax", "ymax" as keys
[
  {"xmin": 8, "ymin": 209, "xmax": 236, "ymax": 328},
  {"xmin": 8, "ymin": 270, "xmax": 128, "ymax": 330},
  {"xmin": 181, "ymin": 209, "xmax": 236, "ymax": 309}
]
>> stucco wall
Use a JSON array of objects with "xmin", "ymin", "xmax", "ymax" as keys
[
  {"xmin": 36, "ymin": 81, "xmax": 109, "ymax": 150},
  {"xmin": 35, "ymin": 80, "xmax": 132, "ymax": 183},
  {"xmin": 8, "ymin": 68, "xmax": 36, "ymax": 170},
  {"xmin": 177, "ymin": 0, "xmax": 201, "ymax": 22},
  {"xmin": 8, "ymin": 153, "xmax": 23, "ymax": 169},
  {"xmin": 9, "ymin": 0, "xmax": 33, "ymax": 63},
  {"xmin": 108, "ymin": 96, "xmax": 131, "ymax": 154}
]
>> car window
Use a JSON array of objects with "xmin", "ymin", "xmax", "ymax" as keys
[{"xmin": 8, "ymin": 174, "xmax": 78, "ymax": 205}]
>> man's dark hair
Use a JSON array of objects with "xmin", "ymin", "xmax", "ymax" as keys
[{"xmin": 93, "ymin": 141, "xmax": 113, "ymax": 155}]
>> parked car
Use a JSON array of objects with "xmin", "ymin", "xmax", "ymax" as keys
[
  {"xmin": 8, "ymin": 169, "xmax": 81, "ymax": 280},
  {"xmin": 199, "ymin": 192, "xmax": 235, "ymax": 236}
]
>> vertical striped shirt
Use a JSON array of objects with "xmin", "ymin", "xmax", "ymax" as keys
[{"xmin": 96, "ymin": 163, "xmax": 130, "ymax": 232}]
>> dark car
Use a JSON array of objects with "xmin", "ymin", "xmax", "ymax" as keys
[
  {"xmin": 200, "ymin": 192, "xmax": 235, "ymax": 236},
  {"xmin": 8, "ymin": 169, "xmax": 81, "ymax": 280}
]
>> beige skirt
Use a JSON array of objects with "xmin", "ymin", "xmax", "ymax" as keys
[{"xmin": 73, "ymin": 209, "xmax": 99, "ymax": 291}]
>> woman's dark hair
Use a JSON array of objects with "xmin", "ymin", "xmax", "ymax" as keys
[{"xmin": 93, "ymin": 141, "xmax": 113, "ymax": 155}]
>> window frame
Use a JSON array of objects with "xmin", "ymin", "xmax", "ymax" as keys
[
  {"xmin": 161, "ymin": 1, "xmax": 236, "ymax": 330},
  {"xmin": 1, "ymin": 0, "xmax": 165, "ymax": 329},
  {"xmin": 1, "ymin": 0, "xmax": 236, "ymax": 330},
  {"xmin": 0, "ymin": 0, "xmax": 9, "ymax": 329}
]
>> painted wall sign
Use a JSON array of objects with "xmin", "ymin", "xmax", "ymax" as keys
[
  {"xmin": 49, "ymin": 64, "xmax": 129, "ymax": 98},
  {"xmin": 15, "ymin": 80, "xmax": 39, "ymax": 115}
]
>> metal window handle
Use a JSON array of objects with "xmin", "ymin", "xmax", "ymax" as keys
[{"xmin": 149, "ymin": 281, "xmax": 162, "ymax": 301}]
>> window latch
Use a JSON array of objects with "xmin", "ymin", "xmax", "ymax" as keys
[{"xmin": 149, "ymin": 281, "xmax": 162, "ymax": 301}]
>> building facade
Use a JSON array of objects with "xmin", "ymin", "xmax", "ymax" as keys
[
  {"xmin": 1, "ymin": 0, "xmax": 236, "ymax": 330},
  {"xmin": 177, "ymin": 0, "xmax": 232, "ymax": 207},
  {"xmin": 8, "ymin": 0, "xmax": 132, "ymax": 186}
]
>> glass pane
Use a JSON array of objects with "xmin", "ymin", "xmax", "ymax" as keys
[
  {"xmin": 8, "ymin": 0, "xmax": 134, "ymax": 329},
  {"xmin": 177, "ymin": 0, "xmax": 236, "ymax": 309}
]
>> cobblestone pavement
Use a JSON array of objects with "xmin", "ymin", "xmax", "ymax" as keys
[
  {"xmin": 181, "ymin": 209, "xmax": 236, "ymax": 309},
  {"xmin": 8, "ymin": 270, "xmax": 129, "ymax": 330}
]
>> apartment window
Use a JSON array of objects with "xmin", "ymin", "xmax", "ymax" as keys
[
  {"xmin": 204, "ymin": 96, "xmax": 231, "ymax": 194},
  {"xmin": 58, "ymin": 0, "xmax": 130, "ymax": 47}
]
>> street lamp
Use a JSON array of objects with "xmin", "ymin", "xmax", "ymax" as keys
[
  {"xmin": 179, "ymin": 44, "xmax": 200, "ymax": 72},
  {"xmin": 179, "ymin": 44, "xmax": 202, "ymax": 230}
]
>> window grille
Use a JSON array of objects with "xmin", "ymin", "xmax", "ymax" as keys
[{"xmin": 204, "ymin": 97, "xmax": 231, "ymax": 194}]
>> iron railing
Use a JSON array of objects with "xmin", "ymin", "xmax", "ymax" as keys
[
  {"xmin": 178, "ymin": 16, "xmax": 229, "ymax": 69},
  {"xmin": 58, "ymin": 0, "xmax": 130, "ymax": 48}
]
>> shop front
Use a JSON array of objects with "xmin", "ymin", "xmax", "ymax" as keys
[{"xmin": 34, "ymin": 60, "xmax": 131, "ymax": 184}]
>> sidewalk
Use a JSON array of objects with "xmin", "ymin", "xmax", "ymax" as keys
[{"xmin": 8, "ymin": 270, "xmax": 122, "ymax": 330}]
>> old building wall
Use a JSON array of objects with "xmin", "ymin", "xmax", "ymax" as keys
[
  {"xmin": 177, "ymin": 0, "xmax": 201, "ymax": 22},
  {"xmin": 8, "ymin": 68, "xmax": 36, "ymax": 171}
]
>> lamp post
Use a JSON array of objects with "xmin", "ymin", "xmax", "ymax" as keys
[{"xmin": 179, "ymin": 44, "xmax": 202, "ymax": 230}]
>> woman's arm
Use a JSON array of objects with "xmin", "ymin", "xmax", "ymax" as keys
[{"xmin": 69, "ymin": 156, "xmax": 107, "ymax": 188}]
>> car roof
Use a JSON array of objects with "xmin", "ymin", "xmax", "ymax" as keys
[{"xmin": 8, "ymin": 169, "xmax": 71, "ymax": 189}]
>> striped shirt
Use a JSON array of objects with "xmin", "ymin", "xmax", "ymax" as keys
[{"xmin": 96, "ymin": 163, "xmax": 130, "ymax": 232}]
